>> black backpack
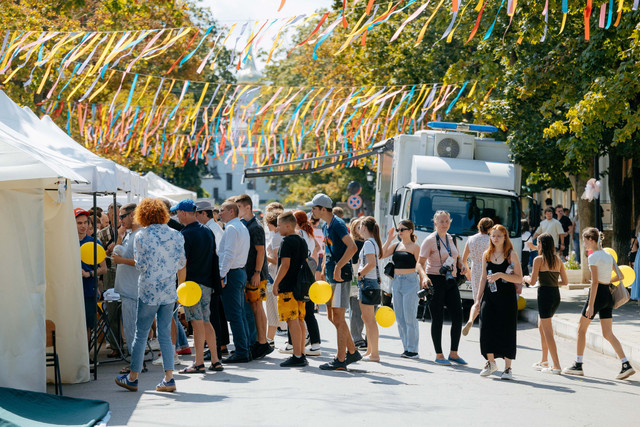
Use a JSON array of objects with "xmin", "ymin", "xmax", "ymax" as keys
[{"xmin": 294, "ymin": 237, "xmax": 314, "ymax": 302}]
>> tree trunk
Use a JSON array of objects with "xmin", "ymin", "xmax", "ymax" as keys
[
  {"xmin": 633, "ymin": 159, "xmax": 640, "ymax": 232},
  {"xmin": 608, "ymin": 147, "xmax": 633, "ymax": 266},
  {"xmin": 569, "ymin": 163, "xmax": 595, "ymax": 283}
]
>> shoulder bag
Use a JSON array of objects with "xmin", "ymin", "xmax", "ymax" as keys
[
  {"xmin": 384, "ymin": 243, "xmax": 397, "ymax": 279},
  {"xmin": 610, "ymin": 261, "xmax": 630, "ymax": 309}
]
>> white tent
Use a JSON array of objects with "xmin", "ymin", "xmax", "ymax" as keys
[
  {"xmin": 0, "ymin": 124, "xmax": 89, "ymax": 392},
  {"xmin": 145, "ymin": 171, "xmax": 196, "ymax": 202}
]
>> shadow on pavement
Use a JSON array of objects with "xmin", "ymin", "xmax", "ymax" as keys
[{"xmin": 150, "ymin": 391, "xmax": 228, "ymax": 403}]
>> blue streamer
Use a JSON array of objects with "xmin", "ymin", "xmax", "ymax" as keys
[
  {"xmin": 123, "ymin": 73, "xmax": 139, "ymax": 113},
  {"xmin": 179, "ymin": 26, "xmax": 214, "ymax": 68},
  {"xmin": 445, "ymin": 81, "xmax": 469, "ymax": 114},
  {"xmin": 484, "ymin": 0, "xmax": 506, "ymax": 41},
  {"xmin": 606, "ymin": 0, "xmax": 613, "ymax": 29}
]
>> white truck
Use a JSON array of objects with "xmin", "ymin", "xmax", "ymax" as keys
[{"xmin": 374, "ymin": 122, "xmax": 528, "ymax": 301}]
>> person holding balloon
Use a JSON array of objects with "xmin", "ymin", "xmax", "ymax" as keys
[
  {"xmin": 523, "ymin": 233, "xmax": 568, "ymax": 374},
  {"xmin": 563, "ymin": 228, "xmax": 636, "ymax": 380},
  {"xmin": 381, "ymin": 219, "xmax": 421, "ymax": 358},
  {"xmin": 76, "ymin": 208, "xmax": 107, "ymax": 343},
  {"xmin": 115, "ymin": 198, "xmax": 186, "ymax": 393}
]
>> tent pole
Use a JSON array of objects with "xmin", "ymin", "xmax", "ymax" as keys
[{"xmin": 92, "ymin": 192, "xmax": 98, "ymax": 380}]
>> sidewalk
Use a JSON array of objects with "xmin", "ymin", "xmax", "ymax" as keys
[{"xmin": 519, "ymin": 285, "xmax": 640, "ymax": 365}]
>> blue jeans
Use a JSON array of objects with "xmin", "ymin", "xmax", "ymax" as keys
[
  {"xmin": 130, "ymin": 300, "xmax": 174, "ymax": 373},
  {"xmin": 221, "ymin": 268, "xmax": 249, "ymax": 358},
  {"xmin": 174, "ymin": 305, "xmax": 188, "ymax": 349},
  {"xmin": 392, "ymin": 273, "xmax": 420, "ymax": 353},
  {"xmin": 244, "ymin": 299, "xmax": 257, "ymax": 346},
  {"xmin": 121, "ymin": 296, "xmax": 137, "ymax": 355}
]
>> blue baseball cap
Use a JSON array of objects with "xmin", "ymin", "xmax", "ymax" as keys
[{"xmin": 170, "ymin": 199, "xmax": 196, "ymax": 213}]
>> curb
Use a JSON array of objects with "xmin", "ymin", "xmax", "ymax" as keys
[{"xmin": 520, "ymin": 308, "xmax": 640, "ymax": 366}]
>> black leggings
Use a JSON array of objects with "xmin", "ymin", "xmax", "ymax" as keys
[
  {"xmin": 288, "ymin": 300, "xmax": 321, "ymax": 345},
  {"xmin": 427, "ymin": 274, "xmax": 462, "ymax": 354}
]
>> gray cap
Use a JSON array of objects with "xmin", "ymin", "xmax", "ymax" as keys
[
  {"xmin": 305, "ymin": 193, "xmax": 333, "ymax": 209},
  {"xmin": 195, "ymin": 201, "xmax": 213, "ymax": 212}
]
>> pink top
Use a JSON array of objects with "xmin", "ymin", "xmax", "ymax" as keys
[{"xmin": 420, "ymin": 232, "xmax": 459, "ymax": 275}]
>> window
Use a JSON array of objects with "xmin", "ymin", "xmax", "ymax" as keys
[
  {"xmin": 213, "ymin": 187, "xmax": 219, "ymax": 201},
  {"xmin": 247, "ymin": 179, "xmax": 255, "ymax": 190},
  {"xmin": 409, "ymin": 189, "xmax": 520, "ymax": 237},
  {"xmin": 226, "ymin": 173, "xmax": 233, "ymax": 191}
]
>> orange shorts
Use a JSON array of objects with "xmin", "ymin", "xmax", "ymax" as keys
[
  {"xmin": 245, "ymin": 280, "xmax": 267, "ymax": 302},
  {"xmin": 277, "ymin": 292, "xmax": 306, "ymax": 321}
]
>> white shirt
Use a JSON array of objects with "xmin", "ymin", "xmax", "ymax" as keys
[
  {"xmin": 358, "ymin": 238, "xmax": 380, "ymax": 280},
  {"xmin": 218, "ymin": 217, "xmax": 250, "ymax": 278},
  {"xmin": 588, "ymin": 249, "xmax": 615, "ymax": 284},
  {"xmin": 537, "ymin": 218, "xmax": 565, "ymax": 247},
  {"xmin": 206, "ymin": 218, "xmax": 223, "ymax": 247},
  {"xmin": 298, "ymin": 229, "xmax": 316, "ymax": 257},
  {"xmin": 521, "ymin": 231, "xmax": 532, "ymax": 252}
]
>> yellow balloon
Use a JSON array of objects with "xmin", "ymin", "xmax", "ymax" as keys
[
  {"xmin": 517, "ymin": 296, "xmax": 526, "ymax": 311},
  {"xmin": 80, "ymin": 242, "xmax": 106, "ymax": 265},
  {"xmin": 603, "ymin": 247, "xmax": 618, "ymax": 263},
  {"xmin": 619, "ymin": 265, "xmax": 636, "ymax": 288},
  {"xmin": 376, "ymin": 306, "xmax": 396, "ymax": 327},
  {"xmin": 309, "ymin": 281, "xmax": 332, "ymax": 305},
  {"xmin": 177, "ymin": 281, "xmax": 202, "ymax": 307}
]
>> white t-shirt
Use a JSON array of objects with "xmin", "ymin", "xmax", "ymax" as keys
[
  {"xmin": 298, "ymin": 230, "xmax": 316, "ymax": 258},
  {"xmin": 266, "ymin": 231, "xmax": 282, "ymax": 279},
  {"xmin": 537, "ymin": 218, "xmax": 565, "ymax": 247},
  {"xmin": 358, "ymin": 238, "xmax": 379, "ymax": 280},
  {"xmin": 521, "ymin": 231, "xmax": 532, "ymax": 252},
  {"xmin": 588, "ymin": 249, "xmax": 615, "ymax": 284}
]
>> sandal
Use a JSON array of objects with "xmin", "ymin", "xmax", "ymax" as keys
[
  {"xmin": 179, "ymin": 363, "xmax": 205, "ymax": 374},
  {"xmin": 208, "ymin": 361, "xmax": 224, "ymax": 372}
]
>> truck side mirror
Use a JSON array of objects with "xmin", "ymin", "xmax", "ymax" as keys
[
  {"xmin": 390, "ymin": 192, "xmax": 402, "ymax": 216},
  {"xmin": 528, "ymin": 198, "xmax": 541, "ymax": 229}
]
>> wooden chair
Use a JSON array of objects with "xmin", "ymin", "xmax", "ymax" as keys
[{"xmin": 46, "ymin": 320, "xmax": 62, "ymax": 395}]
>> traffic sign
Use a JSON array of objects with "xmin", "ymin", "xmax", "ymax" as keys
[{"xmin": 347, "ymin": 195, "xmax": 362, "ymax": 209}]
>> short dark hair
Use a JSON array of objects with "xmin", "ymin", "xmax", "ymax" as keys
[
  {"xmin": 277, "ymin": 211, "xmax": 296, "ymax": 226},
  {"xmin": 521, "ymin": 219, "xmax": 530, "ymax": 232},
  {"xmin": 545, "ymin": 198, "xmax": 553, "ymax": 206},
  {"xmin": 555, "ymin": 204, "xmax": 564, "ymax": 210},
  {"xmin": 203, "ymin": 210, "xmax": 214, "ymax": 219},
  {"xmin": 544, "ymin": 207, "xmax": 554, "ymax": 214},
  {"xmin": 235, "ymin": 194, "xmax": 253, "ymax": 209},
  {"xmin": 333, "ymin": 207, "xmax": 344, "ymax": 218}
]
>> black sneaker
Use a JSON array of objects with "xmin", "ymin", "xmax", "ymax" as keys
[
  {"xmin": 562, "ymin": 362, "xmax": 584, "ymax": 376},
  {"xmin": 203, "ymin": 348, "xmax": 211, "ymax": 361},
  {"xmin": 252, "ymin": 342, "xmax": 275, "ymax": 360},
  {"xmin": 345, "ymin": 350, "xmax": 362, "ymax": 365},
  {"xmin": 616, "ymin": 362, "xmax": 636, "ymax": 380},
  {"xmin": 319, "ymin": 358, "xmax": 347, "ymax": 371},
  {"xmin": 280, "ymin": 355, "xmax": 308, "ymax": 367}
]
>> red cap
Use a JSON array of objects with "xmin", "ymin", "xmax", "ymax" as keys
[{"xmin": 74, "ymin": 208, "xmax": 90, "ymax": 218}]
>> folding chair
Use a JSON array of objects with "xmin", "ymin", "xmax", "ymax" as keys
[{"xmin": 46, "ymin": 320, "xmax": 62, "ymax": 395}]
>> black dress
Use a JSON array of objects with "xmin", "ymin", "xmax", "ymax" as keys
[{"xmin": 480, "ymin": 259, "xmax": 517, "ymax": 360}]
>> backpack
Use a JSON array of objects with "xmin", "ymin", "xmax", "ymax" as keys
[{"xmin": 294, "ymin": 237, "xmax": 314, "ymax": 302}]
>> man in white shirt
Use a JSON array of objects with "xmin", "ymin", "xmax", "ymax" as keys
[
  {"xmin": 533, "ymin": 207, "xmax": 567, "ymax": 251},
  {"xmin": 195, "ymin": 201, "xmax": 223, "ymax": 245},
  {"xmin": 218, "ymin": 201, "xmax": 251, "ymax": 363}
]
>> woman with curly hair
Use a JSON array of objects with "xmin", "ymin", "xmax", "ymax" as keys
[{"xmin": 115, "ymin": 198, "xmax": 186, "ymax": 393}]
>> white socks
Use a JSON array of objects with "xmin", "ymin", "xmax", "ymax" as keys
[{"xmin": 576, "ymin": 355, "xmax": 583, "ymax": 363}]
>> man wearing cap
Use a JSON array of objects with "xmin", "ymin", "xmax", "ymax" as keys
[
  {"xmin": 307, "ymin": 194, "xmax": 360, "ymax": 371},
  {"xmin": 76, "ymin": 208, "xmax": 107, "ymax": 341},
  {"xmin": 171, "ymin": 199, "xmax": 223, "ymax": 373},
  {"xmin": 196, "ymin": 201, "xmax": 223, "ymax": 245},
  {"xmin": 218, "ymin": 200, "xmax": 251, "ymax": 363}
]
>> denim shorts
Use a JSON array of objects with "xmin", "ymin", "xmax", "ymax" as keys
[
  {"xmin": 184, "ymin": 284, "xmax": 213, "ymax": 322},
  {"xmin": 358, "ymin": 278, "xmax": 381, "ymax": 306}
]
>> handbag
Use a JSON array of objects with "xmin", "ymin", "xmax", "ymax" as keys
[
  {"xmin": 384, "ymin": 243, "xmax": 397, "ymax": 279},
  {"xmin": 294, "ymin": 237, "xmax": 314, "ymax": 302},
  {"xmin": 358, "ymin": 239, "xmax": 382, "ymax": 304},
  {"xmin": 610, "ymin": 262, "xmax": 630, "ymax": 309}
]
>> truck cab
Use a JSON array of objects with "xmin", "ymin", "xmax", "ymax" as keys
[{"xmin": 375, "ymin": 124, "xmax": 522, "ymax": 300}]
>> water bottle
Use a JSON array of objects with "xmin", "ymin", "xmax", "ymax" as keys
[{"xmin": 487, "ymin": 269, "xmax": 497, "ymax": 292}]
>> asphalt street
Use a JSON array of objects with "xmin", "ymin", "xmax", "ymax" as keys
[{"xmin": 61, "ymin": 309, "xmax": 640, "ymax": 426}]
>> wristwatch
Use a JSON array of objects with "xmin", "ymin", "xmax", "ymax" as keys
[{"xmin": 254, "ymin": 270, "xmax": 261, "ymax": 274}]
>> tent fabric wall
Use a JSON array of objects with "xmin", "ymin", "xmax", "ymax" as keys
[
  {"xmin": 44, "ymin": 189, "xmax": 89, "ymax": 384},
  {"xmin": 0, "ymin": 185, "xmax": 47, "ymax": 392},
  {"xmin": 145, "ymin": 172, "xmax": 196, "ymax": 202}
]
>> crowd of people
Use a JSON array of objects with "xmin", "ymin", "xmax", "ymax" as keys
[{"xmin": 73, "ymin": 192, "xmax": 635, "ymax": 393}]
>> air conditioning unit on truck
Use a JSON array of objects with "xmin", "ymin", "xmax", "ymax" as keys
[{"xmin": 243, "ymin": 122, "xmax": 540, "ymax": 303}]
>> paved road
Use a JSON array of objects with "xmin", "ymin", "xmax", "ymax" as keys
[{"xmin": 62, "ymin": 310, "xmax": 639, "ymax": 426}]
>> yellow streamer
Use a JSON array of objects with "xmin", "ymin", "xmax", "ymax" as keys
[
  {"xmin": 88, "ymin": 33, "xmax": 117, "ymax": 75},
  {"xmin": 416, "ymin": 0, "xmax": 446, "ymax": 45},
  {"xmin": 559, "ymin": 13, "xmax": 567, "ymax": 35},
  {"xmin": 36, "ymin": 63, "xmax": 53, "ymax": 95},
  {"xmin": 88, "ymin": 70, "xmax": 116, "ymax": 102}
]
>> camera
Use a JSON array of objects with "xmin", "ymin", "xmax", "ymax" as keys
[
  {"xmin": 417, "ymin": 287, "xmax": 434, "ymax": 300},
  {"xmin": 439, "ymin": 257, "xmax": 456, "ymax": 283}
]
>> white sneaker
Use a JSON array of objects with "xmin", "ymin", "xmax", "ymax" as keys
[
  {"xmin": 501, "ymin": 368, "xmax": 513, "ymax": 380},
  {"xmin": 541, "ymin": 367, "xmax": 561, "ymax": 375},
  {"xmin": 480, "ymin": 361, "xmax": 498, "ymax": 377},
  {"xmin": 532, "ymin": 361, "xmax": 549, "ymax": 371},
  {"xmin": 152, "ymin": 353, "xmax": 182, "ymax": 366},
  {"xmin": 152, "ymin": 355, "xmax": 163, "ymax": 366},
  {"xmin": 148, "ymin": 339, "xmax": 160, "ymax": 351},
  {"xmin": 278, "ymin": 344, "xmax": 293, "ymax": 354},
  {"xmin": 305, "ymin": 346, "xmax": 321, "ymax": 356}
]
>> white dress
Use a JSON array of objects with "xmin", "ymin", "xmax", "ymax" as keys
[{"xmin": 466, "ymin": 233, "xmax": 491, "ymax": 299}]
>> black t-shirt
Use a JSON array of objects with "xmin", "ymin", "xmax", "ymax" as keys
[
  {"xmin": 277, "ymin": 234, "xmax": 307, "ymax": 293},
  {"xmin": 558, "ymin": 215, "xmax": 572, "ymax": 233},
  {"xmin": 242, "ymin": 216, "xmax": 269, "ymax": 281},
  {"xmin": 181, "ymin": 221, "xmax": 214, "ymax": 287}
]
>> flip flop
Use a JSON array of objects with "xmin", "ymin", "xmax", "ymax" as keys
[
  {"xmin": 179, "ymin": 363, "xmax": 205, "ymax": 374},
  {"xmin": 208, "ymin": 361, "xmax": 224, "ymax": 372}
]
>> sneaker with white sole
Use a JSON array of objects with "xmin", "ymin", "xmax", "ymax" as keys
[
  {"xmin": 616, "ymin": 362, "xmax": 636, "ymax": 380},
  {"xmin": 278, "ymin": 343, "xmax": 293, "ymax": 354},
  {"xmin": 152, "ymin": 353, "xmax": 182, "ymax": 366},
  {"xmin": 148, "ymin": 339, "xmax": 160, "ymax": 351},
  {"xmin": 501, "ymin": 368, "xmax": 513, "ymax": 380},
  {"xmin": 532, "ymin": 361, "xmax": 549, "ymax": 371},
  {"xmin": 480, "ymin": 361, "xmax": 498, "ymax": 377},
  {"xmin": 562, "ymin": 362, "xmax": 584, "ymax": 376},
  {"xmin": 305, "ymin": 346, "xmax": 321, "ymax": 356},
  {"xmin": 541, "ymin": 367, "xmax": 561, "ymax": 375}
]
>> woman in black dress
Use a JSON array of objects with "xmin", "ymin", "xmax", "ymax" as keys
[{"xmin": 475, "ymin": 224, "xmax": 523, "ymax": 380}]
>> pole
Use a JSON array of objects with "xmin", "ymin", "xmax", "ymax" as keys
[
  {"xmin": 594, "ymin": 156, "xmax": 602, "ymax": 231},
  {"xmin": 92, "ymin": 192, "xmax": 98, "ymax": 380}
]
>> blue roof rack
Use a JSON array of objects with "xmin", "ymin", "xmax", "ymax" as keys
[{"xmin": 427, "ymin": 121, "xmax": 498, "ymax": 133}]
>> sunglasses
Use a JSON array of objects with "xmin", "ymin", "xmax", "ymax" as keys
[
  {"xmin": 119, "ymin": 212, "xmax": 131, "ymax": 220},
  {"xmin": 397, "ymin": 228, "xmax": 410, "ymax": 232}
]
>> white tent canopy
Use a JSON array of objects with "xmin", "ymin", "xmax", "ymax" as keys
[{"xmin": 145, "ymin": 171, "xmax": 196, "ymax": 202}]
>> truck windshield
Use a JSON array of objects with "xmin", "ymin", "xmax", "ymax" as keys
[{"xmin": 409, "ymin": 189, "xmax": 520, "ymax": 237}]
